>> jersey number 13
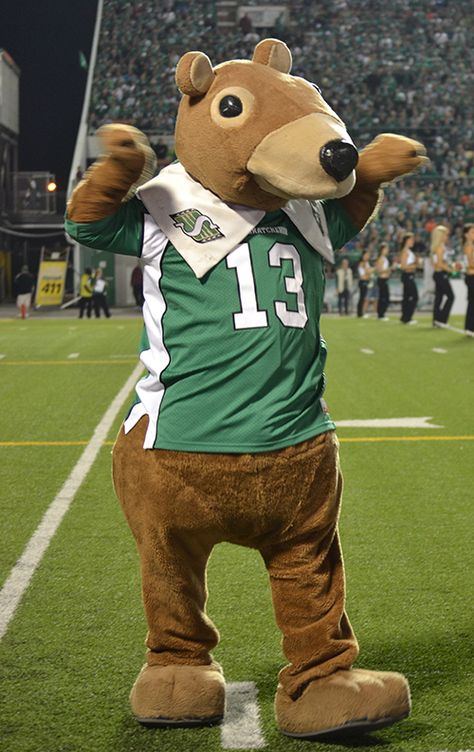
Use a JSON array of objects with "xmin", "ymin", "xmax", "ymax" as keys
[{"xmin": 226, "ymin": 242, "xmax": 308, "ymax": 330}]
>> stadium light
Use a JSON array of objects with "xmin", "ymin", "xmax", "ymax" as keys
[{"xmin": 47, "ymin": 180, "xmax": 57, "ymax": 192}]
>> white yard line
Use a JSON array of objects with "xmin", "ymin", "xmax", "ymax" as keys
[
  {"xmin": 67, "ymin": 352, "xmax": 80, "ymax": 359},
  {"xmin": 0, "ymin": 353, "xmax": 5, "ymax": 359},
  {"xmin": 221, "ymin": 682, "xmax": 266, "ymax": 749},
  {"xmin": 432, "ymin": 348, "xmax": 448, "ymax": 354},
  {"xmin": 360, "ymin": 348, "xmax": 374, "ymax": 354},
  {"xmin": 0, "ymin": 362, "xmax": 143, "ymax": 641}
]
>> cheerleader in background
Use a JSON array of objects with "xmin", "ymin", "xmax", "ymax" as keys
[
  {"xmin": 463, "ymin": 223, "xmax": 474, "ymax": 336},
  {"xmin": 399, "ymin": 233, "xmax": 418, "ymax": 325},
  {"xmin": 357, "ymin": 250, "xmax": 373, "ymax": 318},
  {"xmin": 431, "ymin": 224, "xmax": 455, "ymax": 327},
  {"xmin": 375, "ymin": 242, "xmax": 391, "ymax": 320}
]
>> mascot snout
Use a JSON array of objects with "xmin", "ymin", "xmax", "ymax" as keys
[{"xmin": 247, "ymin": 113, "xmax": 358, "ymax": 201}]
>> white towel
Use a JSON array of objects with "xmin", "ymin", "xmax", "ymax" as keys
[{"xmin": 138, "ymin": 162, "xmax": 334, "ymax": 277}]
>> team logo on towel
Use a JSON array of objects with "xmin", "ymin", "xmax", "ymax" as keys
[{"xmin": 170, "ymin": 209, "xmax": 224, "ymax": 243}]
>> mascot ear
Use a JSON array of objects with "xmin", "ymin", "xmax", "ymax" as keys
[
  {"xmin": 252, "ymin": 38, "xmax": 292, "ymax": 74},
  {"xmin": 176, "ymin": 51, "xmax": 215, "ymax": 97}
]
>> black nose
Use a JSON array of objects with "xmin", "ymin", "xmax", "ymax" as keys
[{"xmin": 320, "ymin": 140, "xmax": 359, "ymax": 182}]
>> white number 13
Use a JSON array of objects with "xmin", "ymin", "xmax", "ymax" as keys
[{"xmin": 226, "ymin": 242, "xmax": 308, "ymax": 330}]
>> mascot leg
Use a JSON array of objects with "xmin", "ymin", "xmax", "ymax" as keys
[
  {"xmin": 112, "ymin": 418, "xmax": 226, "ymax": 726},
  {"xmin": 259, "ymin": 432, "xmax": 411, "ymax": 739}
]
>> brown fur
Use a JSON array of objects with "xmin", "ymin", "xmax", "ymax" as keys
[
  {"xmin": 67, "ymin": 124, "xmax": 156, "ymax": 223},
  {"xmin": 113, "ymin": 417, "xmax": 358, "ymax": 703},
  {"xmin": 68, "ymin": 40, "xmax": 429, "ymax": 735},
  {"xmin": 275, "ymin": 669, "xmax": 411, "ymax": 736}
]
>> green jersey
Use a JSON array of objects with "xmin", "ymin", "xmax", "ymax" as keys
[{"xmin": 66, "ymin": 195, "xmax": 357, "ymax": 452}]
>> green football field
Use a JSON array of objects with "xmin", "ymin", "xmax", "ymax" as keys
[{"xmin": 0, "ymin": 314, "xmax": 473, "ymax": 752}]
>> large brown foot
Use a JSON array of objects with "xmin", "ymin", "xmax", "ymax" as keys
[
  {"xmin": 130, "ymin": 662, "xmax": 226, "ymax": 727},
  {"xmin": 275, "ymin": 668, "xmax": 410, "ymax": 739}
]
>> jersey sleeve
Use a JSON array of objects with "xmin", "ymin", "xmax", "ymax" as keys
[
  {"xmin": 321, "ymin": 199, "xmax": 359, "ymax": 251},
  {"xmin": 64, "ymin": 195, "xmax": 145, "ymax": 257}
]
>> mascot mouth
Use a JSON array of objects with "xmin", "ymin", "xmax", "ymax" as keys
[{"xmin": 247, "ymin": 113, "xmax": 358, "ymax": 201}]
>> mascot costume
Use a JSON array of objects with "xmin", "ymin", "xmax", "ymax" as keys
[{"xmin": 66, "ymin": 40, "xmax": 426, "ymax": 739}]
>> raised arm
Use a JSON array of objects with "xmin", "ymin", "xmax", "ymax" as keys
[
  {"xmin": 67, "ymin": 124, "xmax": 156, "ymax": 223},
  {"xmin": 340, "ymin": 134, "xmax": 428, "ymax": 231}
]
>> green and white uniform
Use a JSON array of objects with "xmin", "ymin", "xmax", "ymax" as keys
[{"xmin": 66, "ymin": 173, "xmax": 357, "ymax": 452}]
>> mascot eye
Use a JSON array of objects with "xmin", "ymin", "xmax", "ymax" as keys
[{"xmin": 219, "ymin": 95, "xmax": 243, "ymax": 118}]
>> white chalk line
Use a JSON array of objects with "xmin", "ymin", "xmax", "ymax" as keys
[
  {"xmin": 0, "ymin": 362, "xmax": 143, "ymax": 641},
  {"xmin": 67, "ymin": 352, "xmax": 79, "ymax": 359},
  {"xmin": 221, "ymin": 682, "xmax": 266, "ymax": 749},
  {"xmin": 436, "ymin": 323, "xmax": 467, "ymax": 335}
]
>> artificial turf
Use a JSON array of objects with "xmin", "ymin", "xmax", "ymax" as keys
[{"xmin": 0, "ymin": 315, "xmax": 472, "ymax": 751}]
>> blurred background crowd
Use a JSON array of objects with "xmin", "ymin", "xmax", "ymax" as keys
[{"xmin": 89, "ymin": 0, "xmax": 474, "ymax": 256}]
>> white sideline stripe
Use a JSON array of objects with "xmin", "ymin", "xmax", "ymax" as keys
[
  {"xmin": 221, "ymin": 682, "xmax": 266, "ymax": 749},
  {"xmin": 441, "ymin": 323, "xmax": 467, "ymax": 335},
  {"xmin": 432, "ymin": 347, "xmax": 448, "ymax": 354},
  {"xmin": 337, "ymin": 417, "xmax": 442, "ymax": 429},
  {"xmin": 0, "ymin": 362, "xmax": 143, "ymax": 642},
  {"xmin": 67, "ymin": 352, "xmax": 79, "ymax": 359}
]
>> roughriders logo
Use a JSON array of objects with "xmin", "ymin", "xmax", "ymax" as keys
[{"xmin": 170, "ymin": 209, "xmax": 224, "ymax": 243}]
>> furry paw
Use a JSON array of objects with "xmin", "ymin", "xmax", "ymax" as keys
[
  {"xmin": 275, "ymin": 668, "xmax": 411, "ymax": 739},
  {"xmin": 130, "ymin": 662, "xmax": 226, "ymax": 726},
  {"xmin": 357, "ymin": 133, "xmax": 428, "ymax": 186},
  {"xmin": 98, "ymin": 124, "xmax": 157, "ymax": 187}
]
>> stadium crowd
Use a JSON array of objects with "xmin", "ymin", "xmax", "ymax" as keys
[{"xmin": 89, "ymin": 0, "xmax": 474, "ymax": 253}]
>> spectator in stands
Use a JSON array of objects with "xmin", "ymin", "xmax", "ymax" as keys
[
  {"xmin": 239, "ymin": 13, "xmax": 253, "ymax": 35},
  {"xmin": 336, "ymin": 258, "xmax": 353, "ymax": 315},
  {"xmin": 399, "ymin": 233, "xmax": 418, "ymax": 324},
  {"xmin": 357, "ymin": 251, "xmax": 373, "ymax": 318},
  {"xmin": 431, "ymin": 224, "xmax": 454, "ymax": 326},
  {"xmin": 14, "ymin": 265, "xmax": 35, "ymax": 319},
  {"xmin": 463, "ymin": 223, "xmax": 474, "ymax": 335}
]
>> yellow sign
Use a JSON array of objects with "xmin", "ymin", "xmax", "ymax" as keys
[{"xmin": 35, "ymin": 260, "xmax": 67, "ymax": 306}]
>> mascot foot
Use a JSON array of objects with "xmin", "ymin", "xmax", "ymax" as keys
[
  {"xmin": 275, "ymin": 668, "xmax": 410, "ymax": 739},
  {"xmin": 130, "ymin": 662, "xmax": 226, "ymax": 726}
]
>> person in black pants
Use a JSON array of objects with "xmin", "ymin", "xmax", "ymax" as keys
[
  {"xmin": 431, "ymin": 225, "xmax": 454, "ymax": 326},
  {"xmin": 357, "ymin": 250, "xmax": 373, "ymax": 318},
  {"xmin": 399, "ymin": 233, "xmax": 418, "ymax": 324},
  {"xmin": 375, "ymin": 243, "xmax": 391, "ymax": 320},
  {"xmin": 336, "ymin": 258, "xmax": 353, "ymax": 315},
  {"xmin": 463, "ymin": 223, "xmax": 474, "ymax": 335},
  {"xmin": 93, "ymin": 269, "xmax": 111, "ymax": 318}
]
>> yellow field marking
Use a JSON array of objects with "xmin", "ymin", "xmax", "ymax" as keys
[
  {"xmin": 0, "ymin": 441, "xmax": 89, "ymax": 447},
  {"xmin": 0, "ymin": 359, "xmax": 137, "ymax": 366},
  {"xmin": 1, "ymin": 436, "xmax": 473, "ymax": 448}
]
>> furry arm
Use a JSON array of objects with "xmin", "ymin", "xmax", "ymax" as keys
[
  {"xmin": 67, "ymin": 125, "xmax": 156, "ymax": 223},
  {"xmin": 340, "ymin": 134, "xmax": 428, "ymax": 231}
]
